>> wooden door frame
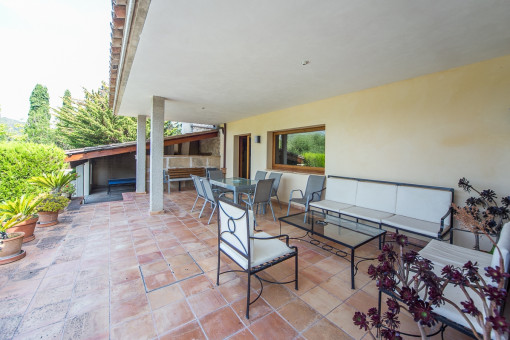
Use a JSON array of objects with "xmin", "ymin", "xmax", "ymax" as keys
[{"xmin": 237, "ymin": 134, "xmax": 251, "ymax": 179}]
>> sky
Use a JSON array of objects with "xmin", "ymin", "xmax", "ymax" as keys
[{"xmin": 0, "ymin": 0, "xmax": 111, "ymax": 121}]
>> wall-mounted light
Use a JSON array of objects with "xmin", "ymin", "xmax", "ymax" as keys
[{"xmin": 255, "ymin": 135, "xmax": 261, "ymax": 143}]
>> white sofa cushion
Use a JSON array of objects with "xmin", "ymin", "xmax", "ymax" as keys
[
  {"xmin": 339, "ymin": 206, "xmax": 394, "ymax": 223},
  {"xmin": 220, "ymin": 232, "xmax": 294, "ymax": 270},
  {"xmin": 382, "ymin": 215, "xmax": 449, "ymax": 238},
  {"xmin": 309, "ymin": 200, "xmax": 353, "ymax": 213},
  {"xmin": 395, "ymin": 186, "xmax": 452, "ymax": 225},
  {"xmin": 355, "ymin": 181, "xmax": 397, "ymax": 213},
  {"xmin": 491, "ymin": 222, "xmax": 510, "ymax": 272},
  {"xmin": 324, "ymin": 177, "xmax": 358, "ymax": 205}
]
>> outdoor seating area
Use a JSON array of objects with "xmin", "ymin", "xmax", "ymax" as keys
[{"xmin": 0, "ymin": 189, "xmax": 478, "ymax": 339}]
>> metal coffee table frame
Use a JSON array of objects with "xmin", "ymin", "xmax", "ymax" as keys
[{"xmin": 279, "ymin": 210, "xmax": 386, "ymax": 289}]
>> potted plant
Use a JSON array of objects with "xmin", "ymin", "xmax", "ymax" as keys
[
  {"xmin": 61, "ymin": 182, "xmax": 76, "ymax": 199},
  {"xmin": 0, "ymin": 214, "xmax": 28, "ymax": 265},
  {"xmin": 35, "ymin": 193, "xmax": 69, "ymax": 227},
  {"xmin": 0, "ymin": 195, "xmax": 41, "ymax": 243},
  {"xmin": 30, "ymin": 170, "xmax": 77, "ymax": 194},
  {"xmin": 456, "ymin": 178, "xmax": 509, "ymax": 250}
]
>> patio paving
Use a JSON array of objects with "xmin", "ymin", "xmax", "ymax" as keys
[{"xmin": 0, "ymin": 189, "xmax": 474, "ymax": 339}]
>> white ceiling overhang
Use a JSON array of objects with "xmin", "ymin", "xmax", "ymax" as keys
[{"xmin": 116, "ymin": 0, "xmax": 510, "ymax": 124}]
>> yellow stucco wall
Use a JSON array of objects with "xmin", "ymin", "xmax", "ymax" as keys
[{"xmin": 226, "ymin": 54, "xmax": 510, "ymax": 232}]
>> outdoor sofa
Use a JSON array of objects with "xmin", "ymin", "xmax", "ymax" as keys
[{"xmin": 309, "ymin": 175, "xmax": 454, "ymax": 241}]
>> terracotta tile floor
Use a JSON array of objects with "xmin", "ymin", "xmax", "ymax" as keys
[{"xmin": 0, "ymin": 189, "xmax": 474, "ymax": 340}]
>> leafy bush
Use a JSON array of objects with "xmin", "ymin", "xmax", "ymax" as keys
[
  {"xmin": 303, "ymin": 152, "xmax": 325, "ymax": 167},
  {"xmin": 0, "ymin": 142, "xmax": 66, "ymax": 201},
  {"xmin": 36, "ymin": 194, "xmax": 69, "ymax": 212}
]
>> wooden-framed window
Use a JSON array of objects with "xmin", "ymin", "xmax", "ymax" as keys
[{"xmin": 272, "ymin": 125, "xmax": 325, "ymax": 174}]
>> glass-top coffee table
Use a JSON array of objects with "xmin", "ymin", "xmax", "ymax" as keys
[{"xmin": 279, "ymin": 210, "xmax": 386, "ymax": 289}]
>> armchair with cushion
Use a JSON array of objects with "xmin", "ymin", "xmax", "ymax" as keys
[{"xmin": 216, "ymin": 197, "xmax": 298, "ymax": 318}]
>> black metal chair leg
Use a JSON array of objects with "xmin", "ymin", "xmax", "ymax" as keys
[
  {"xmin": 216, "ymin": 250, "xmax": 221, "ymax": 286},
  {"xmin": 295, "ymin": 251, "xmax": 299, "ymax": 290},
  {"xmin": 246, "ymin": 273, "xmax": 251, "ymax": 319}
]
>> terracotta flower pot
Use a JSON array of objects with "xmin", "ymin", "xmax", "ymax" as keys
[
  {"xmin": 37, "ymin": 211, "xmax": 59, "ymax": 227},
  {"xmin": 0, "ymin": 232, "xmax": 26, "ymax": 265},
  {"xmin": 6, "ymin": 217, "xmax": 38, "ymax": 243}
]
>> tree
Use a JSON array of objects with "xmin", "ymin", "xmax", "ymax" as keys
[
  {"xmin": 24, "ymin": 84, "xmax": 53, "ymax": 144},
  {"xmin": 53, "ymin": 89, "xmax": 74, "ymax": 149},
  {"xmin": 54, "ymin": 83, "xmax": 139, "ymax": 148},
  {"xmin": 54, "ymin": 83, "xmax": 182, "ymax": 149}
]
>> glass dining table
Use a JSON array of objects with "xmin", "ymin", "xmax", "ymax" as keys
[{"xmin": 209, "ymin": 177, "xmax": 258, "ymax": 203}]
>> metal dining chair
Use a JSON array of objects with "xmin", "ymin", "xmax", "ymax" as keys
[
  {"xmin": 199, "ymin": 177, "xmax": 220, "ymax": 224},
  {"xmin": 241, "ymin": 178, "xmax": 275, "ymax": 226},
  {"xmin": 267, "ymin": 172, "xmax": 282, "ymax": 209},
  {"xmin": 254, "ymin": 171, "xmax": 267, "ymax": 181},
  {"xmin": 190, "ymin": 175, "xmax": 206, "ymax": 213},
  {"xmin": 287, "ymin": 175, "xmax": 326, "ymax": 217},
  {"xmin": 208, "ymin": 169, "xmax": 224, "ymax": 181}
]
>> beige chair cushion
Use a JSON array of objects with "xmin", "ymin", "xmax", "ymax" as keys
[
  {"xmin": 220, "ymin": 232, "xmax": 293, "ymax": 270},
  {"xmin": 219, "ymin": 202, "xmax": 254, "ymax": 261}
]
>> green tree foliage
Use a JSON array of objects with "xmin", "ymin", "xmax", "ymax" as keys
[
  {"xmin": 53, "ymin": 89, "xmax": 74, "ymax": 149},
  {"xmin": 164, "ymin": 121, "xmax": 182, "ymax": 137},
  {"xmin": 0, "ymin": 142, "xmax": 66, "ymax": 201},
  {"xmin": 54, "ymin": 83, "xmax": 138, "ymax": 148},
  {"xmin": 287, "ymin": 131, "xmax": 325, "ymax": 155},
  {"xmin": 24, "ymin": 84, "xmax": 53, "ymax": 144},
  {"xmin": 54, "ymin": 83, "xmax": 182, "ymax": 149},
  {"xmin": 0, "ymin": 124, "xmax": 7, "ymax": 141}
]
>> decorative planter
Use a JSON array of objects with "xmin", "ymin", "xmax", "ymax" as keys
[
  {"xmin": 6, "ymin": 217, "xmax": 38, "ymax": 243},
  {"xmin": 37, "ymin": 211, "xmax": 59, "ymax": 227},
  {"xmin": 0, "ymin": 232, "xmax": 26, "ymax": 265}
]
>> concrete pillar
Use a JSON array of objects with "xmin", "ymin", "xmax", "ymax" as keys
[
  {"xmin": 136, "ymin": 115, "xmax": 147, "ymax": 193},
  {"xmin": 149, "ymin": 96, "xmax": 165, "ymax": 213}
]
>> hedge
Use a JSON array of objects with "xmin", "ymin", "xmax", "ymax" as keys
[
  {"xmin": 303, "ymin": 152, "xmax": 325, "ymax": 168},
  {"xmin": 0, "ymin": 142, "xmax": 66, "ymax": 201}
]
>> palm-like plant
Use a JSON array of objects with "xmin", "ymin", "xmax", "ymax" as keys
[
  {"xmin": 0, "ymin": 213, "xmax": 27, "ymax": 239},
  {"xmin": 0, "ymin": 195, "xmax": 41, "ymax": 220},
  {"xmin": 29, "ymin": 170, "xmax": 77, "ymax": 194}
]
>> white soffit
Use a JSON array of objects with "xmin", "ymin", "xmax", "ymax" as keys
[{"xmin": 118, "ymin": 0, "xmax": 510, "ymax": 123}]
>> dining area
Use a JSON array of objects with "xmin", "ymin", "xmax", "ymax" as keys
[{"xmin": 190, "ymin": 169, "xmax": 283, "ymax": 225}]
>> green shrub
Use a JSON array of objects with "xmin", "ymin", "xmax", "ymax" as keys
[
  {"xmin": 0, "ymin": 142, "xmax": 66, "ymax": 201},
  {"xmin": 36, "ymin": 193, "xmax": 69, "ymax": 212},
  {"xmin": 303, "ymin": 152, "xmax": 325, "ymax": 168}
]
